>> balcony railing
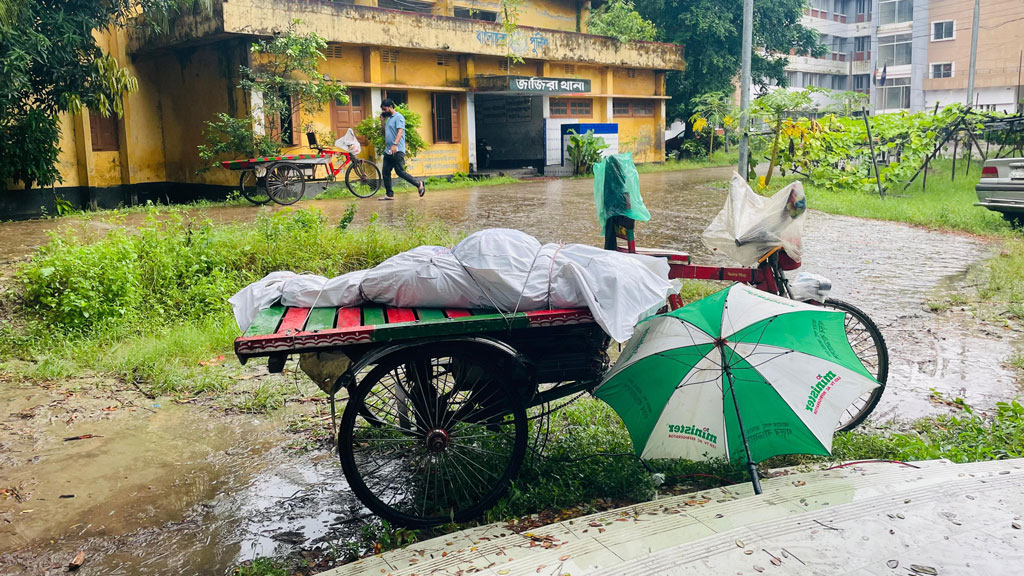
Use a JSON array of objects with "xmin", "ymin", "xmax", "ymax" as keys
[{"xmin": 131, "ymin": 0, "xmax": 685, "ymax": 71}]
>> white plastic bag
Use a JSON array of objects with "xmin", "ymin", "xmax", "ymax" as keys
[
  {"xmin": 702, "ymin": 173, "xmax": 807, "ymax": 266},
  {"xmin": 334, "ymin": 128, "xmax": 361, "ymax": 155},
  {"xmin": 787, "ymin": 272, "xmax": 832, "ymax": 303}
]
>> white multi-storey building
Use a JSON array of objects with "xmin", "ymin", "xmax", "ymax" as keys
[{"xmin": 782, "ymin": 0, "xmax": 1024, "ymax": 114}]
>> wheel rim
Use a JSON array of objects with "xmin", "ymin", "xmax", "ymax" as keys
[
  {"xmin": 347, "ymin": 163, "xmax": 382, "ymax": 198},
  {"xmin": 342, "ymin": 350, "xmax": 525, "ymax": 525},
  {"xmin": 268, "ymin": 165, "xmax": 303, "ymax": 205},
  {"xmin": 239, "ymin": 171, "xmax": 270, "ymax": 204},
  {"xmin": 823, "ymin": 300, "xmax": 888, "ymax": 431}
]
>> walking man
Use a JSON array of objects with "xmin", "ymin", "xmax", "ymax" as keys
[{"xmin": 379, "ymin": 99, "xmax": 425, "ymax": 200}]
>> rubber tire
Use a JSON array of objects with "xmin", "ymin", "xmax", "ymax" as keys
[
  {"xmin": 338, "ymin": 345, "xmax": 528, "ymax": 528},
  {"xmin": 239, "ymin": 170, "xmax": 271, "ymax": 205},
  {"xmin": 821, "ymin": 298, "xmax": 889, "ymax": 432},
  {"xmin": 1002, "ymin": 213, "xmax": 1024, "ymax": 229},
  {"xmin": 267, "ymin": 164, "xmax": 305, "ymax": 206},
  {"xmin": 345, "ymin": 160, "xmax": 383, "ymax": 198}
]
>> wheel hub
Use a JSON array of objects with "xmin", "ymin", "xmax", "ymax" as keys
[{"xmin": 425, "ymin": 429, "xmax": 450, "ymax": 453}]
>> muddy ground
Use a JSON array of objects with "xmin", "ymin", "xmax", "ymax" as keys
[{"xmin": 1, "ymin": 168, "xmax": 1021, "ymax": 574}]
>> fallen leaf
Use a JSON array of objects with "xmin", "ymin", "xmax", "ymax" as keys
[
  {"xmin": 793, "ymin": 480, "xmax": 806, "ymax": 487},
  {"xmin": 735, "ymin": 540, "xmax": 744, "ymax": 548},
  {"xmin": 69, "ymin": 551, "xmax": 85, "ymax": 571},
  {"xmin": 63, "ymin": 434, "xmax": 102, "ymax": 441},
  {"xmin": 887, "ymin": 560, "xmax": 899, "ymax": 569},
  {"xmin": 559, "ymin": 555, "xmax": 571, "ymax": 561},
  {"xmin": 101, "ymin": 406, "xmax": 118, "ymax": 412},
  {"xmin": 744, "ymin": 550, "xmax": 753, "ymax": 556},
  {"xmin": 753, "ymin": 566, "xmax": 765, "ymax": 573},
  {"xmin": 536, "ymin": 566, "xmax": 546, "ymax": 573},
  {"xmin": 909, "ymin": 566, "xmax": 938, "ymax": 575},
  {"xmin": 770, "ymin": 558, "xmax": 782, "ymax": 566},
  {"xmin": 1012, "ymin": 522, "xmax": 1021, "ymax": 530}
]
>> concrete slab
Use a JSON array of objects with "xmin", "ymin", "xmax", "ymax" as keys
[{"xmin": 320, "ymin": 459, "xmax": 1024, "ymax": 576}]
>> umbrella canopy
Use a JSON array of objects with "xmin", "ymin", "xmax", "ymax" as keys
[{"xmin": 595, "ymin": 284, "xmax": 879, "ymax": 492}]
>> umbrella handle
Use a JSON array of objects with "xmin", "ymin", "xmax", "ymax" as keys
[{"xmin": 724, "ymin": 362, "xmax": 763, "ymax": 496}]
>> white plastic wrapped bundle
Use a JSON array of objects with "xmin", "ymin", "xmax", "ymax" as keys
[
  {"xmin": 359, "ymin": 245, "xmax": 492, "ymax": 309},
  {"xmin": 280, "ymin": 270, "xmax": 367, "ymax": 308},
  {"xmin": 334, "ymin": 128, "xmax": 361, "ymax": 155},
  {"xmin": 787, "ymin": 272, "xmax": 832, "ymax": 303},
  {"xmin": 229, "ymin": 230, "xmax": 680, "ymax": 342},
  {"xmin": 702, "ymin": 173, "xmax": 807, "ymax": 266}
]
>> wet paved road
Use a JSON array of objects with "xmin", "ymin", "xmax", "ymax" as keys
[{"xmin": 1, "ymin": 166, "xmax": 1019, "ymax": 575}]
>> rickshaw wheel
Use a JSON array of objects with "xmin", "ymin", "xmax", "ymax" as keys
[
  {"xmin": 239, "ymin": 170, "xmax": 271, "ymax": 205},
  {"xmin": 339, "ymin": 343, "xmax": 528, "ymax": 528},
  {"xmin": 823, "ymin": 298, "xmax": 889, "ymax": 432},
  {"xmin": 267, "ymin": 164, "xmax": 306, "ymax": 205},
  {"xmin": 345, "ymin": 160, "xmax": 382, "ymax": 198}
]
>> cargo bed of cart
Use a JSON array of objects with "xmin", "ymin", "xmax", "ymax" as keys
[{"xmin": 234, "ymin": 303, "xmax": 610, "ymax": 528}]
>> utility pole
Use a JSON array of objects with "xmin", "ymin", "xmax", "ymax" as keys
[
  {"xmin": 966, "ymin": 0, "xmax": 980, "ymax": 106},
  {"xmin": 737, "ymin": 0, "xmax": 754, "ymax": 179}
]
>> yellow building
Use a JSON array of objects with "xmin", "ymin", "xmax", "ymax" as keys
[{"xmin": 9, "ymin": 0, "xmax": 684, "ymax": 216}]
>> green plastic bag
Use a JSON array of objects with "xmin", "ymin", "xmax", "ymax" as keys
[{"xmin": 593, "ymin": 152, "xmax": 650, "ymax": 231}]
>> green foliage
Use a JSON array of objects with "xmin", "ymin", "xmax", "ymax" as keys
[
  {"xmin": 233, "ymin": 557, "xmax": 291, "ymax": 576},
  {"xmin": 499, "ymin": 0, "xmax": 526, "ymax": 66},
  {"xmin": 688, "ymin": 91, "xmax": 735, "ymax": 160},
  {"xmin": 633, "ymin": 0, "xmax": 824, "ymax": 122},
  {"xmin": 589, "ymin": 0, "xmax": 658, "ymax": 42},
  {"xmin": 752, "ymin": 89, "xmax": 816, "ymax": 186},
  {"xmin": 198, "ymin": 21, "xmax": 346, "ymax": 166},
  {"xmin": 833, "ymin": 400, "xmax": 1024, "ymax": 463},
  {"xmin": 16, "ymin": 207, "xmax": 458, "ymax": 337},
  {"xmin": 769, "ymin": 104, "xmax": 979, "ymax": 194},
  {"xmin": 198, "ymin": 114, "xmax": 284, "ymax": 168},
  {"xmin": 0, "ymin": 0, "xmax": 143, "ymax": 190},
  {"xmin": 355, "ymin": 104, "xmax": 427, "ymax": 159},
  {"xmin": 566, "ymin": 130, "xmax": 609, "ymax": 175}
]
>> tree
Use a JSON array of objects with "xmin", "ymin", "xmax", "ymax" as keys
[
  {"xmin": 589, "ymin": 0, "xmax": 658, "ymax": 43},
  {"xmin": 752, "ymin": 89, "xmax": 814, "ymax": 186},
  {"xmin": 0, "ymin": 0, "xmax": 206, "ymax": 191},
  {"xmin": 356, "ymin": 104, "xmax": 427, "ymax": 159},
  {"xmin": 633, "ymin": 0, "xmax": 824, "ymax": 123},
  {"xmin": 198, "ymin": 21, "xmax": 347, "ymax": 167},
  {"xmin": 688, "ymin": 91, "xmax": 734, "ymax": 160}
]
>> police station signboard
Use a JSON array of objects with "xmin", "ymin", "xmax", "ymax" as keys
[{"xmin": 475, "ymin": 75, "xmax": 591, "ymax": 94}]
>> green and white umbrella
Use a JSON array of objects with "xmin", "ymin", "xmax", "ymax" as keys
[{"xmin": 594, "ymin": 283, "xmax": 879, "ymax": 493}]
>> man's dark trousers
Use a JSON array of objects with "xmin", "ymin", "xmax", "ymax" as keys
[{"xmin": 382, "ymin": 152, "xmax": 420, "ymax": 198}]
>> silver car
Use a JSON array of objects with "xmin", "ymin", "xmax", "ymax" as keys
[{"xmin": 976, "ymin": 158, "xmax": 1024, "ymax": 226}]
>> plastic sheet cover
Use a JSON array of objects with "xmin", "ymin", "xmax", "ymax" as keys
[
  {"xmin": 593, "ymin": 153, "xmax": 650, "ymax": 230},
  {"xmin": 702, "ymin": 173, "xmax": 807, "ymax": 266},
  {"xmin": 230, "ymin": 229, "xmax": 680, "ymax": 342}
]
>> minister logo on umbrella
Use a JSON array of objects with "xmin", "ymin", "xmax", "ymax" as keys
[{"xmin": 595, "ymin": 283, "xmax": 880, "ymax": 494}]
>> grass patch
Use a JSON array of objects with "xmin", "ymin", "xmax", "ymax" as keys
[
  {"xmin": 770, "ymin": 158, "xmax": 1016, "ymax": 236},
  {"xmin": 4, "ymin": 206, "xmax": 461, "ymax": 405},
  {"xmin": 318, "ymin": 173, "xmax": 520, "ymax": 199},
  {"xmin": 636, "ymin": 150, "xmax": 739, "ymax": 174},
  {"xmin": 977, "ymin": 238, "xmax": 1024, "ymax": 320}
]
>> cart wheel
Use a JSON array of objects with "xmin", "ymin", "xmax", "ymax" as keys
[
  {"xmin": 345, "ymin": 160, "xmax": 382, "ymax": 198},
  {"xmin": 339, "ymin": 344, "xmax": 528, "ymax": 528},
  {"xmin": 822, "ymin": 299, "xmax": 889, "ymax": 432},
  {"xmin": 267, "ymin": 164, "xmax": 306, "ymax": 205},
  {"xmin": 239, "ymin": 170, "xmax": 271, "ymax": 205}
]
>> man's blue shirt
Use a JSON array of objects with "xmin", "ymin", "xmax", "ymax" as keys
[{"xmin": 384, "ymin": 111, "xmax": 407, "ymax": 154}]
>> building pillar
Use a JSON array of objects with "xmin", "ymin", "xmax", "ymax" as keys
[
  {"xmin": 656, "ymin": 100, "xmax": 666, "ymax": 160},
  {"xmin": 461, "ymin": 54, "xmax": 476, "ymax": 88},
  {"xmin": 466, "ymin": 92, "xmax": 477, "ymax": 171},
  {"xmin": 364, "ymin": 47, "xmax": 382, "ymax": 85},
  {"xmin": 72, "ymin": 111, "xmax": 96, "ymax": 209},
  {"xmin": 602, "ymin": 67, "xmax": 615, "ymax": 122}
]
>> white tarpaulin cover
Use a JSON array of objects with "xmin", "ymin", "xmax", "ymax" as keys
[
  {"xmin": 702, "ymin": 173, "xmax": 807, "ymax": 266},
  {"xmin": 230, "ymin": 229, "xmax": 680, "ymax": 342}
]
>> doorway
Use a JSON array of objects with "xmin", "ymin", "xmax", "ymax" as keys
[{"xmin": 474, "ymin": 94, "xmax": 544, "ymax": 170}]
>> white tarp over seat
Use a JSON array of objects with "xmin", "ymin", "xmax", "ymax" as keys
[{"xmin": 229, "ymin": 229, "xmax": 681, "ymax": 342}]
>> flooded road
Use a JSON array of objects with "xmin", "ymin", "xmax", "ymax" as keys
[{"xmin": 1, "ymin": 166, "xmax": 1019, "ymax": 574}]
